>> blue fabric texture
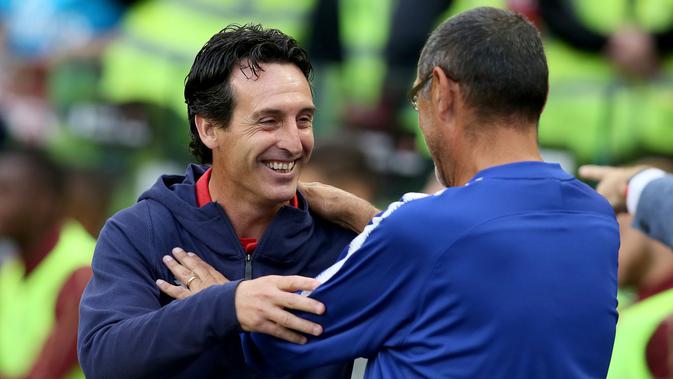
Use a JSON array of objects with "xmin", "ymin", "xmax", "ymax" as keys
[
  {"xmin": 243, "ymin": 161, "xmax": 620, "ymax": 379},
  {"xmin": 78, "ymin": 164, "xmax": 356, "ymax": 379}
]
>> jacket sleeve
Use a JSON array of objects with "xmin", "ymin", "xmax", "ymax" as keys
[
  {"xmin": 538, "ymin": 0, "xmax": 608, "ymax": 52},
  {"xmin": 632, "ymin": 175, "xmax": 673, "ymax": 250},
  {"xmin": 77, "ymin": 206, "xmax": 242, "ymax": 379},
  {"xmin": 241, "ymin": 204, "xmax": 435, "ymax": 374}
]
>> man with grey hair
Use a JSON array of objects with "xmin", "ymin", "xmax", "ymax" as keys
[{"xmin": 171, "ymin": 7, "xmax": 619, "ymax": 378}]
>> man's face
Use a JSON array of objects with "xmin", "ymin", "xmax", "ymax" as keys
[{"xmin": 211, "ymin": 63, "xmax": 314, "ymax": 207}]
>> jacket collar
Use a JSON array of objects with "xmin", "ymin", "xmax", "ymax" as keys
[{"xmin": 467, "ymin": 161, "xmax": 572, "ymax": 185}]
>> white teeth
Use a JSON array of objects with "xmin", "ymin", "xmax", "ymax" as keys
[{"xmin": 264, "ymin": 161, "xmax": 296, "ymax": 173}]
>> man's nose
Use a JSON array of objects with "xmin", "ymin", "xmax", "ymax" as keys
[{"xmin": 277, "ymin": 121, "xmax": 303, "ymax": 155}]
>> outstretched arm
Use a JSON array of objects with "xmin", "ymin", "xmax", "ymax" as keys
[
  {"xmin": 157, "ymin": 248, "xmax": 325, "ymax": 344},
  {"xmin": 578, "ymin": 164, "xmax": 648, "ymax": 212},
  {"xmin": 242, "ymin": 193, "xmax": 435, "ymax": 374},
  {"xmin": 580, "ymin": 165, "xmax": 673, "ymax": 249},
  {"xmin": 78, "ymin": 211, "xmax": 323, "ymax": 378},
  {"xmin": 78, "ymin": 216, "xmax": 242, "ymax": 379}
]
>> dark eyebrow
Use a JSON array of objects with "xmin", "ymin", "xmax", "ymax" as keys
[
  {"xmin": 298, "ymin": 107, "xmax": 317, "ymax": 116},
  {"xmin": 252, "ymin": 107, "xmax": 316, "ymax": 119},
  {"xmin": 252, "ymin": 109, "xmax": 282, "ymax": 120}
]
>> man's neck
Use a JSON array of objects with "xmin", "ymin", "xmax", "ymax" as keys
[
  {"xmin": 449, "ymin": 123, "xmax": 543, "ymax": 187},
  {"xmin": 208, "ymin": 172, "xmax": 283, "ymax": 240}
]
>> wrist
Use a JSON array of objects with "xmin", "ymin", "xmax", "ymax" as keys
[{"xmin": 626, "ymin": 168, "xmax": 666, "ymax": 214}]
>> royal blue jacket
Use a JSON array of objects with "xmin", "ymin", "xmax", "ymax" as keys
[
  {"xmin": 243, "ymin": 162, "xmax": 620, "ymax": 379},
  {"xmin": 78, "ymin": 164, "xmax": 356, "ymax": 379}
]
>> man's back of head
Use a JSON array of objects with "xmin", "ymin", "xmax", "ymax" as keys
[{"xmin": 418, "ymin": 7, "xmax": 548, "ymax": 126}]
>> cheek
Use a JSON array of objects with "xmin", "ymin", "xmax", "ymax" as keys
[
  {"xmin": 417, "ymin": 115, "xmax": 434, "ymax": 144},
  {"xmin": 418, "ymin": 112, "xmax": 433, "ymax": 136},
  {"xmin": 300, "ymin": 129, "xmax": 314, "ymax": 155},
  {"xmin": 241, "ymin": 133, "xmax": 274, "ymax": 160}
]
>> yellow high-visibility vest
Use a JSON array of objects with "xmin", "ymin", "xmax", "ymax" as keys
[
  {"xmin": 540, "ymin": 0, "xmax": 673, "ymax": 164},
  {"xmin": 607, "ymin": 288, "xmax": 673, "ymax": 379},
  {"xmin": 100, "ymin": 0, "xmax": 316, "ymax": 118},
  {"xmin": 0, "ymin": 221, "xmax": 95, "ymax": 379}
]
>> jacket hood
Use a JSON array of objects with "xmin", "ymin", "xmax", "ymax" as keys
[
  {"xmin": 139, "ymin": 164, "xmax": 211, "ymax": 222},
  {"xmin": 137, "ymin": 164, "xmax": 318, "ymax": 263}
]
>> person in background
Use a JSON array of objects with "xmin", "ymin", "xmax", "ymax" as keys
[
  {"xmin": 580, "ymin": 163, "xmax": 673, "ymax": 378},
  {"xmin": 0, "ymin": 147, "xmax": 95, "ymax": 379},
  {"xmin": 300, "ymin": 139, "xmax": 378, "ymax": 202},
  {"xmin": 580, "ymin": 164, "xmax": 673, "ymax": 250}
]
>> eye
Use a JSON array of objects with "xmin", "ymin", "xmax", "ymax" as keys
[
  {"xmin": 297, "ymin": 115, "xmax": 313, "ymax": 128},
  {"xmin": 259, "ymin": 118, "xmax": 279, "ymax": 129}
]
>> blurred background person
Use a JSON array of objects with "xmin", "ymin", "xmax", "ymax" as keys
[
  {"xmin": 0, "ymin": 0, "xmax": 671, "ymax": 232},
  {"xmin": 301, "ymin": 137, "xmax": 379, "ymax": 202},
  {"xmin": 0, "ymin": 146, "xmax": 95, "ymax": 379},
  {"xmin": 538, "ymin": 0, "xmax": 673, "ymax": 168},
  {"xmin": 581, "ymin": 160, "xmax": 673, "ymax": 379}
]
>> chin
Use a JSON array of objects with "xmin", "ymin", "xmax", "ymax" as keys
[{"xmin": 265, "ymin": 186, "xmax": 297, "ymax": 204}]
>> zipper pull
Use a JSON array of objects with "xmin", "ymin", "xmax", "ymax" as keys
[{"xmin": 244, "ymin": 253, "xmax": 252, "ymax": 280}]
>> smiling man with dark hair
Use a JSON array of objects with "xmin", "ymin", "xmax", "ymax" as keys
[{"xmin": 77, "ymin": 24, "xmax": 363, "ymax": 379}]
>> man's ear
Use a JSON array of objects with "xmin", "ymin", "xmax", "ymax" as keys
[
  {"xmin": 195, "ymin": 115, "xmax": 218, "ymax": 149},
  {"xmin": 431, "ymin": 66, "xmax": 460, "ymax": 123}
]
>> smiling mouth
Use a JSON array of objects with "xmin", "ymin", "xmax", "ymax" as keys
[{"xmin": 263, "ymin": 160, "xmax": 297, "ymax": 174}]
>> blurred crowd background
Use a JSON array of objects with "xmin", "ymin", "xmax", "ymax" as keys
[
  {"xmin": 2, "ymin": 0, "xmax": 673, "ymax": 378},
  {"xmin": 3, "ymin": 0, "xmax": 673, "ymax": 224}
]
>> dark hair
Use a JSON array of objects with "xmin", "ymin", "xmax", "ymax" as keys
[
  {"xmin": 184, "ymin": 24, "xmax": 313, "ymax": 163},
  {"xmin": 418, "ymin": 7, "xmax": 548, "ymax": 125}
]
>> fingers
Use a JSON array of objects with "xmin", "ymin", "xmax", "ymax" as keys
[
  {"xmin": 274, "ymin": 275, "xmax": 321, "ymax": 293},
  {"xmin": 255, "ymin": 321, "xmax": 308, "ymax": 344},
  {"xmin": 171, "ymin": 248, "xmax": 229, "ymax": 283},
  {"xmin": 297, "ymin": 182, "xmax": 320, "ymax": 206},
  {"xmin": 235, "ymin": 277, "xmax": 325, "ymax": 343},
  {"xmin": 277, "ymin": 290, "xmax": 325, "ymax": 315},
  {"xmin": 578, "ymin": 165, "xmax": 614, "ymax": 181},
  {"xmin": 298, "ymin": 181, "xmax": 320, "ymax": 191},
  {"xmin": 267, "ymin": 304, "xmax": 324, "ymax": 336},
  {"xmin": 171, "ymin": 248, "xmax": 214, "ymax": 284},
  {"xmin": 162, "ymin": 254, "xmax": 196, "ymax": 286},
  {"xmin": 156, "ymin": 279, "xmax": 190, "ymax": 300},
  {"xmin": 271, "ymin": 276, "xmax": 324, "ymax": 314},
  {"xmin": 187, "ymin": 252, "xmax": 228, "ymax": 282}
]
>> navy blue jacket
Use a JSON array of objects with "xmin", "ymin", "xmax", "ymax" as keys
[
  {"xmin": 244, "ymin": 162, "xmax": 619, "ymax": 378},
  {"xmin": 78, "ymin": 164, "xmax": 356, "ymax": 379}
]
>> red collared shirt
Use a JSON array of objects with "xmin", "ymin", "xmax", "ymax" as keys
[{"xmin": 194, "ymin": 167, "xmax": 298, "ymax": 253}]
